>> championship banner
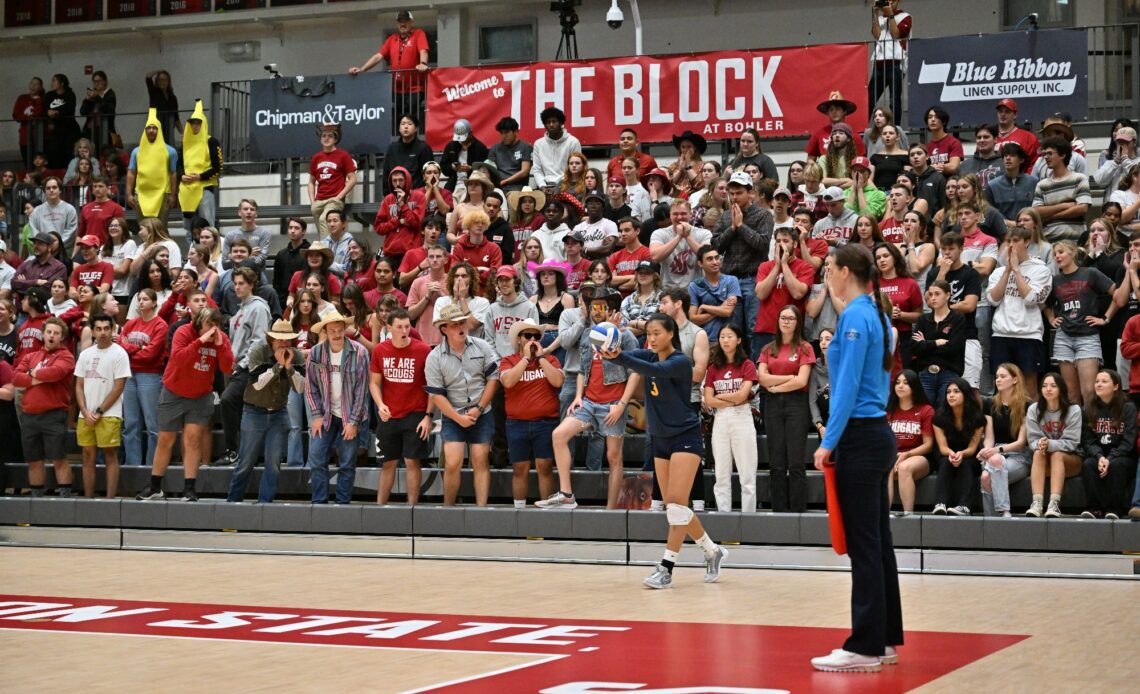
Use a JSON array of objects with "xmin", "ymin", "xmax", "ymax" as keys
[
  {"xmin": 425, "ymin": 44, "xmax": 869, "ymax": 150},
  {"xmin": 907, "ymin": 28, "xmax": 1088, "ymax": 128},
  {"xmin": 248, "ymin": 72, "xmax": 393, "ymax": 159}
]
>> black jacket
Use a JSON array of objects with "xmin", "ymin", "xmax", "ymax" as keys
[
  {"xmin": 383, "ymin": 137, "xmax": 435, "ymax": 189},
  {"xmin": 440, "ymin": 138, "xmax": 489, "ymax": 192}
]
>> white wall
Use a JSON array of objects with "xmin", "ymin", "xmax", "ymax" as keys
[{"xmin": 0, "ymin": 0, "xmax": 1111, "ymax": 158}]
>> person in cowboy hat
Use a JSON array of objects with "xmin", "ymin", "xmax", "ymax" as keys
[
  {"xmin": 227, "ymin": 319, "xmax": 306, "ymax": 504},
  {"xmin": 285, "ymin": 241, "xmax": 343, "ymax": 310},
  {"xmin": 447, "ymin": 169, "xmax": 496, "ymax": 245},
  {"xmin": 537, "ymin": 288, "xmax": 638, "ymax": 510},
  {"xmin": 308, "ymin": 121, "xmax": 357, "ymax": 238},
  {"xmin": 425, "ymin": 302, "xmax": 502, "ymax": 506},
  {"xmin": 806, "ymin": 91, "xmax": 865, "ymax": 162},
  {"xmin": 499, "ymin": 318, "xmax": 563, "ymax": 507},
  {"xmin": 1032, "ymin": 115, "xmax": 1089, "ymax": 180},
  {"xmin": 668, "ymin": 130, "xmax": 707, "ymax": 198},
  {"xmin": 304, "ymin": 308, "xmax": 372, "ymax": 504},
  {"xmin": 507, "ymin": 186, "xmax": 546, "ymax": 245}
]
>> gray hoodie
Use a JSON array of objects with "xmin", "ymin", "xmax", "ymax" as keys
[
  {"xmin": 487, "ymin": 292, "xmax": 539, "ymax": 358},
  {"xmin": 232, "ymin": 294, "xmax": 272, "ymax": 365}
]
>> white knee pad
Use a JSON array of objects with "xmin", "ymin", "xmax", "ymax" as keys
[{"xmin": 665, "ymin": 503, "xmax": 694, "ymax": 526}]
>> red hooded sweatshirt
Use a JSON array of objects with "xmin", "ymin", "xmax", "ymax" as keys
[
  {"xmin": 373, "ymin": 166, "xmax": 424, "ymax": 257},
  {"xmin": 449, "ymin": 232, "xmax": 503, "ymax": 290},
  {"xmin": 164, "ymin": 321, "xmax": 234, "ymax": 399},
  {"xmin": 13, "ymin": 345, "xmax": 75, "ymax": 414}
]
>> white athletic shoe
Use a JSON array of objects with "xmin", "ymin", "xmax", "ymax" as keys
[
  {"xmin": 811, "ymin": 648, "xmax": 883, "ymax": 673},
  {"xmin": 704, "ymin": 545, "xmax": 728, "ymax": 583},
  {"xmin": 535, "ymin": 491, "xmax": 577, "ymax": 509},
  {"xmin": 881, "ymin": 646, "xmax": 899, "ymax": 665},
  {"xmin": 642, "ymin": 564, "xmax": 673, "ymax": 589}
]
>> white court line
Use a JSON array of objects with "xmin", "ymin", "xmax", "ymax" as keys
[{"xmin": 0, "ymin": 626, "xmax": 569, "ymax": 692}]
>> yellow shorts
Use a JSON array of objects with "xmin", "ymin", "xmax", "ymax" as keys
[{"xmin": 76, "ymin": 416, "xmax": 122, "ymax": 449}]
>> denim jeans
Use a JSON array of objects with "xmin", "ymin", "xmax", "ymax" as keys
[
  {"xmin": 737, "ymin": 275, "xmax": 759, "ymax": 337},
  {"xmin": 558, "ymin": 376, "xmax": 604, "ymax": 471},
  {"xmin": 918, "ymin": 368, "xmax": 958, "ymax": 411},
  {"xmin": 227, "ymin": 405, "xmax": 288, "ymax": 503},
  {"xmin": 307, "ymin": 415, "xmax": 360, "ymax": 504},
  {"xmin": 976, "ymin": 306, "xmax": 994, "ymax": 395},
  {"xmin": 286, "ymin": 389, "xmax": 306, "ymax": 468},
  {"xmin": 122, "ymin": 371, "xmax": 162, "ymax": 467},
  {"xmin": 981, "ymin": 452, "xmax": 1030, "ymax": 515}
]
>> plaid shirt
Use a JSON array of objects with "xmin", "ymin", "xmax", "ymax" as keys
[
  {"xmin": 710, "ymin": 203, "xmax": 772, "ymax": 278},
  {"xmin": 305, "ymin": 338, "xmax": 371, "ymax": 428}
]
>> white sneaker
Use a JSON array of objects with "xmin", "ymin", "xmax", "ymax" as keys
[
  {"xmin": 948, "ymin": 505, "xmax": 971, "ymax": 516},
  {"xmin": 932, "ymin": 503, "xmax": 947, "ymax": 515},
  {"xmin": 1044, "ymin": 498, "xmax": 1062, "ymax": 518},
  {"xmin": 811, "ymin": 648, "xmax": 882, "ymax": 673},
  {"xmin": 649, "ymin": 499, "xmax": 664, "ymax": 511},
  {"xmin": 881, "ymin": 646, "xmax": 899, "ymax": 665},
  {"xmin": 1025, "ymin": 499, "xmax": 1044, "ymax": 517},
  {"xmin": 703, "ymin": 545, "xmax": 728, "ymax": 583},
  {"xmin": 535, "ymin": 491, "xmax": 577, "ymax": 509},
  {"xmin": 643, "ymin": 564, "xmax": 673, "ymax": 589}
]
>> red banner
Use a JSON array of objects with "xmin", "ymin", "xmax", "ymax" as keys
[{"xmin": 426, "ymin": 44, "xmax": 868, "ymax": 150}]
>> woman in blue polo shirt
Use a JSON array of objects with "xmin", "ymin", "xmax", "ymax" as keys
[
  {"xmin": 603, "ymin": 313, "xmax": 727, "ymax": 590},
  {"xmin": 810, "ymin": 243, "xmax": 904, "ymax": 674}
]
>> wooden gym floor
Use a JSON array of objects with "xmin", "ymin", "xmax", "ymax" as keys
[{"xmin": 1, "ymin": 547, "xmax": 1137, "ymax": 692}]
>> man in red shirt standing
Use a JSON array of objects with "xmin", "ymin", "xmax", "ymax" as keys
[
  {"xmin": 308, "ymin": 122, "xmax": 357, "ymax": 238},
  {"xmin": 806, "ymin": 92, "xmax": 865, "ymax": 163},
  {"xmin": 13, "ymin": 318, "xmax": 75, "ymax": 497},
  {"xmin": 78, "ymin": 176, "xmax": 124, "ymax": 245},
  {"xmin": 500, "ymin": 319, "xmax": 563, "ymax": 508},
  {"xmin": 370, "ymin": 308, "xmax": 434, "ymax": 505},
  {"xmin": 994, "ymin": 98, "xmax": 1039, "ymax": 172},
  {"xmin": 69, "ymin": 235, "xmax": 114, "ymax": 298},
  {"xmin": 350, "ymin": 10, "xmax": 430, "ymax": 131}
]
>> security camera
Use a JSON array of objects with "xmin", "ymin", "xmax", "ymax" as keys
[{"xmin": 606, "ymin": 0, "xmax": 623, "ymax": 29}]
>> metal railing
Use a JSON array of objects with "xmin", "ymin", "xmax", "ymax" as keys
[{"xmin": 1086, "ymin": 23, "xmax": 1140, "ymax": 123}]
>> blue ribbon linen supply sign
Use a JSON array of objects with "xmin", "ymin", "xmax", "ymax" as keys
[
  {"xmin": 249, "ymin": 72, "xmax": 392, "ymax": 159},
  {"xmin": 907, "ymin": 28, "xmax": 1087, "ymax": 128}
]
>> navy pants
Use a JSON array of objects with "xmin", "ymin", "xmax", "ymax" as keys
[{"xmin": 835, "ymin": 417, "xmax": 904, "ymax": 657}]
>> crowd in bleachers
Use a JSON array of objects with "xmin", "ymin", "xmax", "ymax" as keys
[{"xmin": 3, "ymin": 8, "xmax": 1140, "ymax": 524}]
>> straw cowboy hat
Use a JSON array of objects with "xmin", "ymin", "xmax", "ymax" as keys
[
  {"xmin": 432, "ymin": 302, "xmax": 471, "ymax": 329},
  {"xmin": 508, "ymin": 319, "xmax": 543, "ymax": 347},
  {"xmin": 265, "ymin": 319, "xmax": 301, "ymax": 341},
  {"xmin": 507, "ymin": 186, "xmax": 546, "ymax": 212},
  {"xmin": 312, "ymin": 309, "xmax": 353, "ymax": 335},
  {"xmin": 305, "ymin": 241, "xmax": 335, "ymax": 263}
]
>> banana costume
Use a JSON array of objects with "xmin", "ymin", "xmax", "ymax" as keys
[
  {"xmin": 136, "ymin": 108, "xmax": 171, "ymax": 217},
  {"xmin": 178, "ymin": 100, "xmax": 217, "ymax": 213}
]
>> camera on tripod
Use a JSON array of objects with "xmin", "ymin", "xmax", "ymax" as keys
[{"xmin": 551, "ymin": 0, "xmax": 580, "ymax": 30}]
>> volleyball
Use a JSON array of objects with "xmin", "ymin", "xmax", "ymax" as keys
[{"xmin": 589, "ymin": 322, "xmax": 620, "ymax": 352}]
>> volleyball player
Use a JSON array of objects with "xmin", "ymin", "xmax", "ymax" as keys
[
  {"xmin": 601, "ymin": 313, "xmax": 727, "ymax": 589},
  {"xmin": 810, "ymin": 243, "xmax": 903, "ymax": 672}
]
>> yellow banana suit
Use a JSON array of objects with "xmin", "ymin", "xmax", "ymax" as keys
[{"xmin": 135, "ymin": 108, "xmax": 171, "ymax": 218}]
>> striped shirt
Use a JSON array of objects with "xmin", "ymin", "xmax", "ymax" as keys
[{"xmin": 1032, "ymin": 172, "xmax": 1092, "ymax": 241}]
